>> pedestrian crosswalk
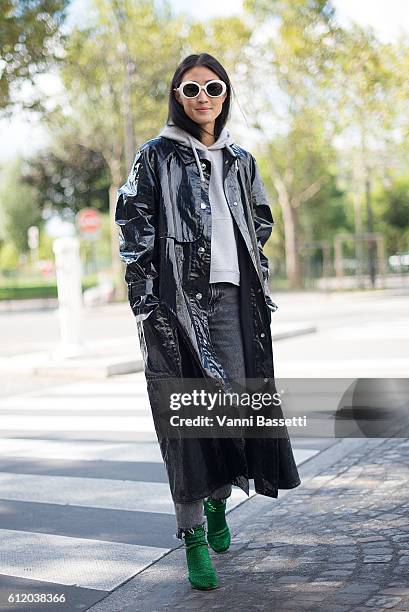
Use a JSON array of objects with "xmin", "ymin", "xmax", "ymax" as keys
[
  {"xmin": 0, "ymin": 374, "xmax": 322, "ymax": 611},
  {"xmin": 0, "ymin": 529, "xmax": 167, "ymax": 592}
]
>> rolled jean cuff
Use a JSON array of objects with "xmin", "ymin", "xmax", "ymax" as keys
[
  {"xmin": 207, "ymin": 483, "xmax": 232, "ymax": 501},
  {"xmin": 175, "ymin": 521, "xmax": 206, "ymax": 540},
  {"xmin": 208, "ymin": 495, "xmax": 229, "ymax": 502}
]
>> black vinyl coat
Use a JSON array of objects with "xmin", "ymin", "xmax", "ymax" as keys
[{"xmin": 115, "ymin": 134, "xmax": 301, "ymax": 503}]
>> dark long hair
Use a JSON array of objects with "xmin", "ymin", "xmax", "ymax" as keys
[{"xmin": 167, "ymin": 53, "xmax": 232, "ymax": 143}]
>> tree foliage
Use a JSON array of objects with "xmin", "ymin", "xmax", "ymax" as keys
[
  {"xmin": 0, "ymin": 0, "xmax": 69, "ymax": 113},
  {"xmin": 0, "ymin": 156, "xmax": 42, "ymax": 252},
  {"xmin": 23, "ymin": 141, "xmax": 110, "ymax": 215}
]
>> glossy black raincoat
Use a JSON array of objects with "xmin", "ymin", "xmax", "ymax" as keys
[{"xmin": 115, "ymin": 133, "xmax": 301, "ymax": 503}]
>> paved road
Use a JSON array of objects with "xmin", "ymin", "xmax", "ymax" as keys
[
  {"xmin": 89, "ymin": 434, "xmax": 409, "ymax": 612},
  {"xmin": 1, "ymin": 288, "xmax": 408, "ymax": 365},
  {"xmin": 0, "ymin": 372, "xmax": 329, "ymax": 611},
  {"xmin": 272, "ymin": 288, "xmax": 409, "ymax": 377},
  {"xmin": 0, "ymin": 288, "xmax": 407, "ymax": 610}
]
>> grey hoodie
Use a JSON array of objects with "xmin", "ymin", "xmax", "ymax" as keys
[{"xmin": 158, "ymin": 121, "xmax": 240, "ymax": 286}]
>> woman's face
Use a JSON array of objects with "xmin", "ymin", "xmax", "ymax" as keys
[{"xmin": 174, "ymin": 66, "xmax": 227, "ymax": 131}]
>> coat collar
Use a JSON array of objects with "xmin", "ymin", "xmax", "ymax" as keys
[{"xmin": 168, "ymin": 139, "xmax": 241, "ymax": 166}]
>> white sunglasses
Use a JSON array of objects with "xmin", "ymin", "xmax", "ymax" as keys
[{"xmin": 173, "ymin": 80, "xmax": 227, "ymax": 99}]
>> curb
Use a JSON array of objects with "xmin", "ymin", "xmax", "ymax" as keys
[{"xmin": 0, "ymin": 324, "xmax": 317, "ymax": 378}]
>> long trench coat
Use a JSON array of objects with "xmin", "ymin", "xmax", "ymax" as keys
[{"xmin": 115, "ymin": 134, "xmax": 301, "ymax": 503}]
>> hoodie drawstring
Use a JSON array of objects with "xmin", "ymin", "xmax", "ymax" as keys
[
  {"xmin": 187, "ymin": 137, "xmax": 237, "ymax": 183},
  {"xmin": 187, "ymin": 135, "xmax": 205, "ymax": 182}
]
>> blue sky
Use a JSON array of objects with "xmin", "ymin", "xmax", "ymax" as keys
[{"xmin": 1, "ymin": 0, "xmax": 409, "ymax": 162}]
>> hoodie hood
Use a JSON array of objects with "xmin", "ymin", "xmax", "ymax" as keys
[{"xmin": 158, "ymin": 120, "xmax": 236, "ymax": 182}]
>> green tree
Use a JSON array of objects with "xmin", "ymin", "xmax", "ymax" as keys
[
  {"xmin": 0, "ymin": 156, "xmax": 42, "ymax": 253},
  {"xmin": 332, "ymin": 25, "xmax": 405, "ymax": 285},
  {"xmin": 242, "ymin": 0, "xmax": 341, "ymax": 287},
  {"xmin": 262, "ymin": 109, "xmax": 342, "ymax": 286},
  {"xmin": 23, "ymin": 139, "xmax": 110, "ymax": 215},
  {"xmin": 373, "ymin": 175, "xmax": 409, "ymax": 255},
  {"xmin": 45, "ymin": 0, "xmax": 185, "ymax": 294},
  {"xmin": 0, "ymin": 0, "xmax": 69, "ymax": 113},
  {"xmin": 0, "ymin": 241, "xmax": 19, "ymax": 271},
  {"xmin": 241, "ymin": 0, "xmax": 407, "ymax": 288},
  {"xmin": 45, "ymin": 0, "xmax": 252, "ymax": 296}
]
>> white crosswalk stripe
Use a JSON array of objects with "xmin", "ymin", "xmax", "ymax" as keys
[
  {"xmin": 0, "ymin": 472, "xmax": 178, "ymax": 514},
  {"xmin": 0, "ymin": 438, "xmax": 164, "ymax": 462},
  {"xmin": 0, "ymin": 414, "xmax": 156, "ymax": 432},
  {"xmin": 0, "ymin": 529, "xmax": 167, "ymax": 591}
]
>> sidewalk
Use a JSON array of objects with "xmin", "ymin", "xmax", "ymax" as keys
[
  {"xmin": 88, "ymin": 429, "xmax": 409, "ymax": 612},
  {"xmin": 0, "ymin": 320, "xmax": 316, "ymax": 378}
]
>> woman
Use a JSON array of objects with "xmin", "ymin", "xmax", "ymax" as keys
[{"xmin": 115, "ymin": 53, "xmax": 301, "ymax": 590}]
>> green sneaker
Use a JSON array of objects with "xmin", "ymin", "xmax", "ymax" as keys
[
  {"xmin": 183, "ymin": 524, "xmax": 219, "ymax": 590},
  {"xmin": 203, "ymin": 498, "xmax": 231, "ymax": 553}
]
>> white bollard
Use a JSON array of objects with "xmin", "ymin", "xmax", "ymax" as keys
[{"xmin": 52, "ymin": 237, "xmax": 84, "ymax": 358}]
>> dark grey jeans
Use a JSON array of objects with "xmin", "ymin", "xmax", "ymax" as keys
[{"xmin": 174, "ymin": 281, "xmax": 247, "ymax": 535}]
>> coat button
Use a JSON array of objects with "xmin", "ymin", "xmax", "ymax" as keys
[
  {"xmin": 200, "ymin": 202, "xmax": 206, "ymax": 209},
  {"xmin": 233, "ymin": 201, "xmax": 238, "ymax": 206},
  {"xmin": 198, "ymin": 247, "xmax": 205, "ymax": 253},
  {"xmin": 260, "ymin": 332, "xmax": 265, "ymax": 338},
  {"xmin": 196, "ymin": 292, "xmax": 203, "ymax": 300}
]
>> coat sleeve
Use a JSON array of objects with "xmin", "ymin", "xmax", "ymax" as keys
[
  {"xmin": 249, "ymin": 153, "xmax": 278, "ymax": 314},
  {"xmin": 115, "ymin": 145, "xmax": 160, "ymax": 323}
]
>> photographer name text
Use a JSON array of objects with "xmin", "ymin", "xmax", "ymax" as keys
[{"xmin": 169, "ymin": 415, "xmax": 307, "ymax": 427}]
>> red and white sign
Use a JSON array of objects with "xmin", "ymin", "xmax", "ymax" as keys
[
  {"xmin": 76, "ymin": 208, "xmax": 102, "ymax": 239},
  {"xmin": 38, "ymin": 260, "xmax": 54, "ymax": 277}
]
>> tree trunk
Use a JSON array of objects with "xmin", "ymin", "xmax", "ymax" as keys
[
  {"xmin": 365, "ymin": 172, "xmax": 377, "ymax": 288},
  {"xmin": 273, "ymin": 175, "xmax": 303, "ymax": 288},
  {"xmin": 282, "ymin": 200, "xmax": 302, "ymax": 288},
  {"xmin": 108, "ymin": 158, "xmax": 127, "ymax": 301}
]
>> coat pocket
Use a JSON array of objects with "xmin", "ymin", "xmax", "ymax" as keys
[
  {"xmin": 141, "ymin": 301, "xmax": 182, "ymax": 379},
  {"xmin": 157, "ymin": 180, "xmax": 204, "ymax": 242},
  {"xmin": 158, "ymin": 216, "xmax": 203, "ymax": 242}
]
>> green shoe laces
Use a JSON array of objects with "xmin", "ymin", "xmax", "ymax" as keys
[
  {"xmin": 204, "ymin": 497, "xmax": 231, "ymax": 553},
  {"xmin": 183, "ymin": 524, "xmax": 218, "ymax": 590}
]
